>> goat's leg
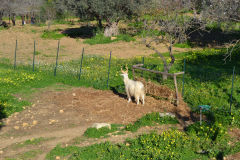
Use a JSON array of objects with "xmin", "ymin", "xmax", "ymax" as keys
[
  {"xmin": 142, "ymin": 95, "xmax": 145, "ymax": 105},
  {"xmin": 136, "ymin": 96, "xmax": 140, "ymax": 105},
  {"xmin": 126, "ymin": 91, "xmax": 131, "ymax": 103}
]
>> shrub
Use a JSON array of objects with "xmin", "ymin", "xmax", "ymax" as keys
[
  {"xmin": 125, "ymin": 112, "xmax": 179, "ymax": 132},
  {"xmin": 41, "ymin": 30, "xmax": 65, "ymax": 40}
]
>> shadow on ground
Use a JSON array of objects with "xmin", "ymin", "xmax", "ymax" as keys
[
  {"xmin": 189, "ymin": 28, "xmax": 240, "ymax": 47},
  {"xmin": 62, "ymin": 26, "xmax": 97, "ymax": 39},
  {"xmin": 0, "ymin": 106, "xmax": 6, "ymax": 131}
]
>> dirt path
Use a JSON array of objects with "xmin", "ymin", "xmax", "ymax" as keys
[{"xmin": 0, "ymin": 86, "xmax": 190, "ymax": 160}]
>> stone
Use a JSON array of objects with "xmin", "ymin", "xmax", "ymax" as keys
[
  {"xmin": 56, "ymin": 156, "xmax": 60, "ymax": 160},
  {"xmin": 59, "ymin": 110, "xmax": 64, "ymax": 113},
  {"xmin": 14, "ymin": 126, "xmax": 19, "ymax": 130},
  {"xmin": 0, "ymin": 150, "xmax": 3, "ymax": 154},
  {"xmin": 49, "ymin": 119, "xmax": 58, "ymax": 125},
  {"xmin": 22, "ymin": 123, "xmax": 29, "ymax": 127},
  {"xmin": 111, "ymin": 36, "xmax": 117, "ymax": 40},
  {"xmin": 91, "ymin": 123, "xmax": 111, "ymax": 130},
  {"xmin": 72, "ymin": 93, "xmax": 76, "ymax": 96},
  {"xmin": 159, "ymin": 112, "xmax": 175, "ymax": 118},
  {"xmin": 33, "ymin": 120, "xmax": 38, "ymax": 125},
  {"xmin": 125, "ymin": 142, "xmax": 130, "ymax": 146}
]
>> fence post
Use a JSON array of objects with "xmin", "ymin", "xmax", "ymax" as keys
[
  {"xmin": 32, "ymin": 40, "xmax": 36, "ymax": 72},
  {"xmin": 14, "ymin": 39, "xmax": 17, "ymax": 69},
  {"xmin": 141, "ymin": 57, "xmax": 144, "ymax": 77},
  {"xmin": 182, "ymin": 59, "xmax": 186, "ymax": 97},
  {"xmin": 107, "ymin": 51, "xmax": 112, "ymax": 88},
  {"xmin": 230, "ymin": 66, "xmax": 235, "ymax": 114},
  {"xmin": 78, "ymin": 48, "xmax": 84, "ymax": 80},
  {"xmin": 54, "ymin": 40, "xmax": 60, "ymax": 76}
]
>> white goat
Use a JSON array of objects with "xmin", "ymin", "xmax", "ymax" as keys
[{"xmin": 120, "ymin": 66, "xmax": 145, "ymax": 105}]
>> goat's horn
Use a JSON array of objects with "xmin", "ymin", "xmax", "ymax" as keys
[{"xmin": 125, "ymin": 64, "xmax": 128, "ymax": 73}]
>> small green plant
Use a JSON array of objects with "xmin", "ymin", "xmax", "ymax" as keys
[
  {"xmin": 125, "ymin": 112, "xmax": 179, "ymax": 132},
  {"xmin": 31, "ymin": 29, "xmax": 37, "ymax": 33},
  {"xmin": 173, "ymin": 41, "xmax": 192, "ymax": 48},
  {"xmin": 41, "ymin": 30, "xmax": 65, "ymax": 40},
  {"xmin": 84, "ymin": 124, "xmax": 123, "ymax": 138},
  {"xmin": 83, "ymin": 33, "xmax": 135, "ymax": 45}
]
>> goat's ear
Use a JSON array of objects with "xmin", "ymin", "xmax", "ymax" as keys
[
  {"xmin": 125, "ymin": 64, "xmax": 128, "ymax": 73},
  {"xmin": 120, "ymin": 66, "xmax": 124, "ymax": 73}
]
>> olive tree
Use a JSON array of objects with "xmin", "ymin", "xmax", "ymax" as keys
[
  {"xmin": 142, "ymin": 0, "xmax": 204, "ymax": 79},
  {"xmin": 66, "ymin": 0, "xmax": 148, "ymax": 37}
]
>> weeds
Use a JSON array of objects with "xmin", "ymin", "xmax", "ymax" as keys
[
  {"xmin": 125, "ymin": 112, "xmax": 179, "ymax": 132},
  {"xmin": 41, "ymin": 30, "xmax": 65, "ymax": 40}
]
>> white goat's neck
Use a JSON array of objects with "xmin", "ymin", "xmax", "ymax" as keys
[{"xmin": 123, "ymin": 74, "xmax": 130, "ymax": 85}]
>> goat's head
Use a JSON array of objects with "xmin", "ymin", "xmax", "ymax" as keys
[{"xmin": 120, "ymin": 65, "xmax": 129, "ymax": 79}]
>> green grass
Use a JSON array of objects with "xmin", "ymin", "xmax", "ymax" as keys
[
  {"xmin": 83, "ymin": 33, "xmax": 135, "ymax": 45},
  {"xmin": 84, "ymin": 124, "xmax": 124, "ymax": 138},
  {"xmin": 46, "ymin": 130, "xmax": 209, "ymax": 160},
  {"xmin": 13, "ymin": 137, "xmax": 52, "ymax": 149},
  {"xmin": 41, "ymin": 30, "xmax": 65, "ymax": 40},
  {"xmin": 125, "ymin": 112, "xmax": 179, "ymax": 132},
  {"xmin": 173, "ymin": 41, "xmax": 192, "ymax": 48},
  {"xmin": 31, "ymin": 29, "xmax": 37, "ymax": 33},
  {"xmin": 83, "ymin": 112, "xmax": 178, "ymax": 138}
]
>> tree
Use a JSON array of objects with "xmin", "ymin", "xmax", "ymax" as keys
[
  {"xmin": 66, "ymin": 0, "xmax": 148, "ymax": 37},
  {"xmin": 200, "ymin": 0, "xmax": 240, "ymax": 61},
  {"xmin": 142, "ymin": 0, "xmax": 203, "ymax": 80}
]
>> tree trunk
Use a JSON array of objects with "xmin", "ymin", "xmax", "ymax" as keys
[
  {"xmin": 0, "ymin": 11, "xmax": 3, "ymax": 25},
  {"xmin": 21, "ymin": 15, "xmax": 25, "ymax": 26},
  {"xmin": 11, "ymin": 14, "xmax": 16, "ymax": 26},
  {"xmin": 98, "ymin": 19, "xmax": 103, "ymax": 29},
  {"xmin": 104, "ymin": 22, "xmax": 119, "ymax": 37}
]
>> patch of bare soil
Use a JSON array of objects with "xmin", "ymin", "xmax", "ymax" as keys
[
  {"xmin": 0, "ymin": 23, "xmax": 191, "ymax": 64},
  {"xmin": 0, "ymin": 87, "xmax": 191, "ymax": 159}
]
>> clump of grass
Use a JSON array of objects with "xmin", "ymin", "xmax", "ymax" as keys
[
  {"xmin": 84, "ymin": 124, "xmax": 124, "ymax": 138},
  {"xmin": 173, "ymin": 41, "xmax": 192, "ymax": 48},
  {"xmin": 41, "ymin": 30, "xmax": 65, "ymax": 40},
  {"xmin": 31, "ymin": 29, "xmax": 37, "ymax": 33},
  {"xmin": 125, "ymin": 112, "xmax": 179, "ymax": 132},
  {"xmin": 83, "ymin": 33, "xmax": 135, "ymax": 45}
]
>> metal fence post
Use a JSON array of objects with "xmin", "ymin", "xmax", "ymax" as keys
[
  {"xmin": 14, "ymin": 39, "xmax": 17, "ymax": 69},
  {"xmin": 54, "ymin": 40, "xmax": 60, "ymax": 76},
  {"xmin": 230, "ymin": 66, "xmax": 235, "ymax": 114},
  {"xmin": 182, "ymin": 59, "xmax": 186, "ymax": 97},
  {"xmin": 141, "ymin": 56, "xmax": 144, "ymax": 77},
  {"xmin": 78, "ymin": 48, "xmax": 84, "ymax": 80},
  {"xmin": 33, "ymin": 40, "xmax": 36, "ymax": 72},
  {"xmin": 107, "ymin": 51, "xmax": 112, "ymax": 88}
]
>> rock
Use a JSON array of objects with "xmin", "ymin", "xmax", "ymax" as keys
[
  {"xmin": 10, "ymin": 137, "xmax": 14, "ymax": 139},
  {"xmin": 49, "ymin": 119, "xmax": 58, "ymax": 125},
  {"xmin": 14, "ymin": 126, "xmax": 19, "ymax": 130},
  {"xmin": 0, "ymin": 150, "xmax": 3, "ymax": 154},
  {"xmin": 159, "ymin": 112, "xmax": 175, "ymax": 118},
  {"xmin": 32, "ymin": 120, "xmax": 38, "ymax": 125},
  {"xmin": 92, "ymin": 123, "xmax": 111, "ymax": 130},
  {"xmin": 72, "ymin": 93, "xmax": 76, "ymax": 96},
  {"xmin": 59, "ymin": 110, "xmax": 64, "ymax": 113},
  {"xmin": 22, "ymin": 123, "xmax": 29, "ymax": 127},
  {"xmin": 125, "ymin": 142, "xmax": 130, "ymax": 146},
  {"xmin": 19, "ymin": 98, "xmax": 22, "ymax": 100},
  {"xmin": 56, "ymin": 156, "xmax": 60, "ymax": 160},
  {"xmin": 111, "ymin": 36, "xmax": 117, "ymax": 40},
  {"xmin": 32, "ymin": 104, "xmax": 36, "ymax": 107}
]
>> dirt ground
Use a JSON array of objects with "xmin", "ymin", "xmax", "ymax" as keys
[
  {"xmin": 0, "ymin": 22, "xmax": 190, "ymax": 65},
  {"xmin": 0, "ymin": 85, "xmax": 191, "ymax": 160}
]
